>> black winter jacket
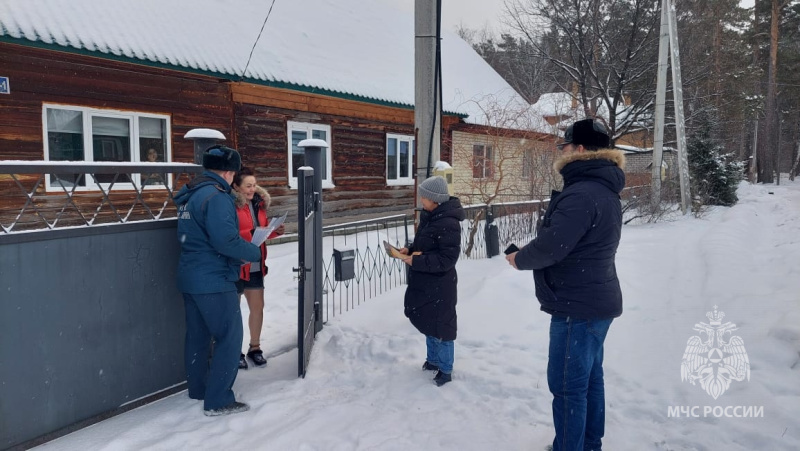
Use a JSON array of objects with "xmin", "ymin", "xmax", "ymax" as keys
[
  {"xmin": 514, "ymin": 149, "xmax": 625, "ymax": 319},
  {"xmin": 404, "ymin": 197, "xmax": 465, "ymax": 341}
]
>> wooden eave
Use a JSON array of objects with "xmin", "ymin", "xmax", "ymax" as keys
[{"xmin": 449, "ymin": 122, "xmax": 553, "ymax": 141}]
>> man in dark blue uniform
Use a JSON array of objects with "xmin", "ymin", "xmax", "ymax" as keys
[
  {"xmin": 174, "ymin": 145, "xmax": 261, "ymax": 416},
  {"xmin": 506, "ymin": 119, "xmax": 625, "ymax": 451}
]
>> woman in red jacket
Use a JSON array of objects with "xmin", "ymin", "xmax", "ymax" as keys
[{"xmin": 232, "ymin": 167, "xmax": 284, "ymax": 369}]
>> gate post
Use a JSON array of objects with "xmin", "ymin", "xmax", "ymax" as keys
[
  {"xmin": 183, "ymin": 128, "xmax": 226, "ymax": 164},
  {"xmin": 298, "ymin": 138, "xmax": 328, "ymax": 333},
  {"xmin": 485, "ymin": 204, "xmax": 500, "ymax": 258}
]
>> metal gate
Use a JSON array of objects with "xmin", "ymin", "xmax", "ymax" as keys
[{"xmin": 295, "ymin": 167, "xmax": 318, "ymax": 377}]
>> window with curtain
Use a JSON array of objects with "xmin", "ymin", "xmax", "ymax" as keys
[
  {"xmin": 43, "ymin": 105, "xmax": 171, "ymax": 190},
  {"xmin": 287, "ymin": 121, "xmax": 332, "ymax": 189},
  {"xmin": 386, "ymin": 134, "xmax": 414, "ymax": 186},
  {"xmin": 472, "ymin": 144, "xmax": 494, "ymax": 179},
  {"xmin": 92, "ymin": 115, "xmax": 132, "ymax": 183},
  {"xmin": 139, "ymin": 117, "xmax": 168, "ymax": 185},
  {"xmin": 522, "ymin": 149, "xmax": 533, "ymax": 179},
  {"xmin": 47, "ymin": 108, "xmax": 86, "ymax": 187}
]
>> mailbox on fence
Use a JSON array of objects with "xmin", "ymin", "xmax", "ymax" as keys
[{"xmin": 333, "ymin": 248, "xmax": 356, "ymax": 281}]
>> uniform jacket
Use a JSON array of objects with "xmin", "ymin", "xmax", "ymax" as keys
[
  {"xmin": 175, "ymin": 171, "xmax": 261, "ymax": 294},
  {"xmin": 404, "ymin": 197, "xmax": 465, "ymax": 341},
  {"xmin": 514, "ymin": 149, "xmax": 626, "ymax": 319},
  {"xmin": 233, "ymin": 185, "xmax": 283, "ymax": 280}
]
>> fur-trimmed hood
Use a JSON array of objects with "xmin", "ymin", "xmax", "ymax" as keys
[
  {"xmin": 555, "ymin": 148, "xmax": 626, "ymax": 195},
  {"xmin": 553, "ymin": 149, "xmax": 626, "ymax": 173},
  {"xmin": 233, "ymin": 185, "xmax": 271, "ymax": 209}
]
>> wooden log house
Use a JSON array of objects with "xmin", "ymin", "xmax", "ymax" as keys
[
  {"xmin": 0, "ymin": 42, "xmax": 464, "ymax": 230},
  {"xmin": 0, "ymin": 0, "xmax": 540, "ymax": 232}
]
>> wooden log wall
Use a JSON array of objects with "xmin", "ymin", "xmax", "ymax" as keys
[
  {"xmin": 1, "ymin": 42, "xmax": 472, "ymax": 230},
  {"xmin": 0, "ymin": 43, "xmax": 233, "ymax": 162},
  {"xmin": 0, "ymin": 42, "xmax": 233, "ymax": 229},
  {"xmin": 232, "ymin": 84, "xmax": 448, "ymax": 222}
]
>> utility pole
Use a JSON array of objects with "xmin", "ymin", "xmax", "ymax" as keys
[
  {"xmin": 414, "ymin": 0, "xmax": 442, "ymax": 212},
  {"xmin": 651, "ymin": 0, "xmax": 670, "ymax": 206},
  {"xmin": 655, "ymin": 0, "xmax": 691, "ymax": 214}
]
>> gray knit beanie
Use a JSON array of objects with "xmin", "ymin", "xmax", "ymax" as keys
[{"xmin": 418, "ymin": 176, "xmax": 450, "ymax": 204}]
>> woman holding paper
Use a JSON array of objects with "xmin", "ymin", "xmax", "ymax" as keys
[
  {"xmin": 398, "ymin": 176, "xmax": 464, "ymax": 387},
  {"xmin": 232, "ymin": 167, "xmax": 285, "ymax": 369}
]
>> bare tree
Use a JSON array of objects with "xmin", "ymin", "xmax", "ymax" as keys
[
  {"xmin": 449, "ymin": 98, "xmax": 557, "ymax": 255},
  {"xmin": 504, "ymin": 0, "xmax": 662, "ymax": 142},
  {"xmin": 458, "ymin": 27, "xmax": 556, "ymax": 103},
  {"xmin": 452, "ymin": 100, "xmax": 554, "ymax": 205}
]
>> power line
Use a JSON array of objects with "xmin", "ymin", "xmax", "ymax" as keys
[{"xmin": 242, "ymin": 0, "xmax": 277, "ymax": 80}]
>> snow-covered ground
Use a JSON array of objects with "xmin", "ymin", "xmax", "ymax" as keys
[{"xmin": 36, "ymin": 181, "xmax": 800, "ymax": 450}]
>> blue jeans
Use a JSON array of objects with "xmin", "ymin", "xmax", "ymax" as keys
[
  {"xmin": 183, "ymin": 291, "xmax": 243, "ymax": 410},
  {"xmin": 426, "ymin": 335, "xmax": 454, "ymax": 374},
  {"xmin": 548, "ymin": 316, "xmax": 613, "ymax": 451}
]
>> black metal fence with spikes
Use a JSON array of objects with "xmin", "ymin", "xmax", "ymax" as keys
[{"xmin": 318, "ymin": 199, "xmax": 548, "ymax": 321}]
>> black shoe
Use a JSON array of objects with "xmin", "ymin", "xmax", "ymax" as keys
[
  {"xmin": 203, "ymin": 401, "xmax": 250, "ymax": 417},
  {"xmin": 433, "ymin": 370, "xmax": 452, "ymax": 386},
  {"xmin": 247, "ymin": 348, "xmax": 267, "ymax": 367},
  {"xmin": 422, "ymin": 361, "xmax": 439, "ymax": 372},
  {"xmin": 238, "ymin": 353, "xmax": 248, "ymax": 370}
]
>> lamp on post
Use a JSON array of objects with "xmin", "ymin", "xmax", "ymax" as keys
[{"xmin": 184, "ymin": 128, "xmax": 226, "ymax": 165}]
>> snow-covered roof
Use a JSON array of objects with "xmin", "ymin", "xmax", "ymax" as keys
[
  {"xmin": 531, "ymin": 92, "xmax": 577, "ymax": 118},
  {"xmin": 616, "ymin": 144, "xmax": 675, "ymax": 154},
  {"xmin": 0, "ymin": 0, "xmax": 535, "ymax": 127},
  {"xmin": 530, "ymin": 92, "xmax": 648, "ymax": 137}
]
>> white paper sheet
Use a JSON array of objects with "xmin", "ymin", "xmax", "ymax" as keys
[{"xmin": 251, "ymin": 211, "xmax": 287, "ymax": 246}]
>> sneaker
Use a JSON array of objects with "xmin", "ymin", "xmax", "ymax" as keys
[
  {"xmin": 203, "ymin": 401, "xmax": 250, "ymax": 417},
  {"xmin": 238, "ymin": 353, "xmax": 248, "ymax": 370},
  {"xmin": 247, "ymin": 348, "xmax": 267, "ymax": 367},
  {"xmin": 433, "ymin": 370, "xmax": 452, "ymax": 387},
  {"xmin": 422, "ymin": 361, "xmax": 439, "ymax": 372}
]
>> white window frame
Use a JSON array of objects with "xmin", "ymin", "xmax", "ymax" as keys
[
  {"xmin": 287, "ymin": 121, "xmax": 333, "ymax": 189},
  {"xmin": 42, "ymin": 104, "xmax": 172, "ymax": 192},
  {"xmin": 522, "ymin": 149, "xmax": 533, "ymax": 179},
  {"xmin": 472, "ymin": 144, "xmax": 494, "ymax": 179},
  {"xmin": 385, "ymin": 133, "xmax": 415, "ymax": 186}
]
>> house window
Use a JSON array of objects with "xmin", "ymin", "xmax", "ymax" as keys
[
  {"xmin": 386, "ymin": 134, "xmax": 414, "ymax": 186},
  {"xmin": 522, "ymin": 149, "xmax": 533, "ymax": 179},
  {"xmin": 43, "ymin": 105, "xmax": 171, "ymax": 191},
  {"xmin": 472, "ymin": 144, "xmax": 494, "ymax": 179},
  {"xmin": 287, "ymin": 121, "xmax": 333, "ymax": 189}
]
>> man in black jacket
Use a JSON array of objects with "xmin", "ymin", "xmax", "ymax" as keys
[{"xmin": 506, "ymin": 118, "xmax": 625, "ymax": 451}]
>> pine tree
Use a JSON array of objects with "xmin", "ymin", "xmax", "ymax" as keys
[{"xmin": 688, "ymin": 110, "xmax": 744, "ymax": 208}]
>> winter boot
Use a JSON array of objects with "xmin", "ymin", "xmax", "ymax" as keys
[
  {"xmin": 422, "ymin": 361, "xmax": 439, "ymax": 371},
  {"xmin": 203, "ymin": 401, "xmax": 250, "ymax": 417},
  {"xmin": 433, "ymin": 370, "xmax": 452, "ymax": 386},
  {"xmin": 238, "ymin": 353, "xmax": 248, "ymax": 370},
  {"xmin": 247, "ymin": 347, "xmax": 267, "ymax": 368}
]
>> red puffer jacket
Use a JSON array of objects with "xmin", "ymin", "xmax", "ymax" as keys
[{"xmin": 234, "ymin": 186, "xmax": 282, "ymax": 281}]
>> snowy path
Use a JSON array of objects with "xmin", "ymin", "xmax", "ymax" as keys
[{"xmin": 36, "ymin": 182, "xmax": 800, "ymax": 451}]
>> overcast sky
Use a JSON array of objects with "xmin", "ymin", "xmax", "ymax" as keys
[
  {"xmin": 377, "ymin": 0, "xmax": 508, "ymax": 34},
  {"xmin": 440, "ymin": 0, "xmax": 507, "ymax": 33},
  {"xmin": 392, "ymin": 0, "xmax": 755, "ymax": 36}
]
